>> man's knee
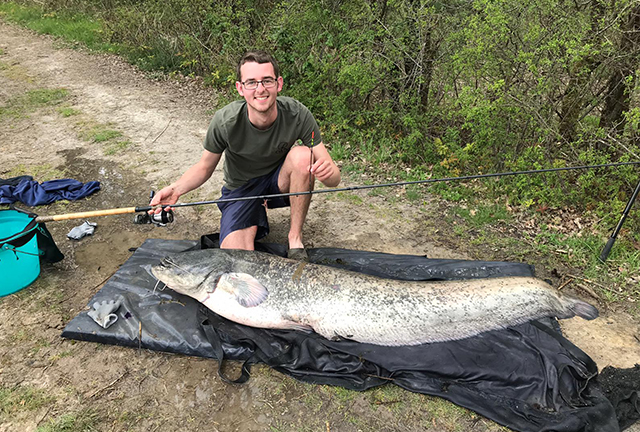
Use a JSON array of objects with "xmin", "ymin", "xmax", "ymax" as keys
[
  {"xmin": 220, "ymin": 226, "xmax": 258, "ymax": 250},
  {"xmin": 286, "ymin": 145, "xmax": 312, "ymax": 175}
]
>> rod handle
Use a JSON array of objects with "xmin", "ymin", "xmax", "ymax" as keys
[{"xmin": 35, "ymin": 207, "xmax": 139, "ymax": 223}]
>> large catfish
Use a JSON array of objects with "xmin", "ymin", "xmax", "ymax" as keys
[{"xmin": 151, "ymin": 249, "xmax": 598, "ymax": 346}]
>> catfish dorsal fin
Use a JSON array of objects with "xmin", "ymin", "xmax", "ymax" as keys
[{"xmin": 222, "ymin": 272, "xmax": 269, "ymax": 307}]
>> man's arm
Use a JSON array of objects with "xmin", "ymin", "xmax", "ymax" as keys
[
  {"xmin": 310, "ymin": 142, "xmax": 341, "ymax": 187},
  {"xmin": 150, "ymin": 150, "xmax": 222, "ymax": 211}
]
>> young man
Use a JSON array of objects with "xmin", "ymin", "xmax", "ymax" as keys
[{"xmin": 150, "ymin": 51, "xmax": 341, "ymax": 259}]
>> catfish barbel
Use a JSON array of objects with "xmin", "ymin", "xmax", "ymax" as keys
[{"xmin": 151, "ymin": 249, "xmax": 599, "ymax": 346}]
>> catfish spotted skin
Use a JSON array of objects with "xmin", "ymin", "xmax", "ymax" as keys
[{"xmin": 151, "ymin": 249, "xmax": 599, "ymax": 346}]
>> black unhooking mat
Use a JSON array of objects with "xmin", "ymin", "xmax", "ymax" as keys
[{"xmin": 62, "ymin": 236, "xmax": 638, "ymax": 432}]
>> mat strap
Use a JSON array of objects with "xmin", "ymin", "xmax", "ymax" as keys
[{"xmin": 198, "ymin": 306, "xmax": 257, "ymax": 385}]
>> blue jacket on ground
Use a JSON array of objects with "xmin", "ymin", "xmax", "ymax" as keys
[{"xmin": 0, "ymin": 178, "xmax": 101, "ymax": 206}]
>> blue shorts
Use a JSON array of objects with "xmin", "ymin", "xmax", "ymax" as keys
[{"xmin": 217, "ymin": 165, "xmax": 290, "ymax": 244}]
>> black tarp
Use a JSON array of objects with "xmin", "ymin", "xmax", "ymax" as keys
[{"xmin": 62, "ymin": 237, "xmax": 633, "ymax": 432}]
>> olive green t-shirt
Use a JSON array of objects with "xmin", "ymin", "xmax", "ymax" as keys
[{"xmin": 204, "ymin": 96, "xmax": 322, "ymax": 190}]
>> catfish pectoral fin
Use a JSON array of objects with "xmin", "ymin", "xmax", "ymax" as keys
[{"xmin": 221, "ymin": 272, "xmax": 269, "ymax": 307}]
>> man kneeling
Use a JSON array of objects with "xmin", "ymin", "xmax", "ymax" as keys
[{"xmin": 150, "ymin": 50, "xmax": 341, "ymax": 260}]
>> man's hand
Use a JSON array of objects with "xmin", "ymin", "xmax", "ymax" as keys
[
  {"xmin": 311, "ymin": 158, "xmax": 337, "ymax": 184},
  {"xmin": 309, "ymin": 143, "xmax": 341, "ymax": 187},
  {"xmin": 149, "ymin": 186, "xmax": 180, "ymax": 214}
]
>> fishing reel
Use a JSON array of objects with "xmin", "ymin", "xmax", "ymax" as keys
[
  {"xmin": 133, "ymin": 191, "xmax": 174, "ymax": 227},
  {"xmin": 133, "ymin": 210, "xmax": 174, "ymax": 226}
]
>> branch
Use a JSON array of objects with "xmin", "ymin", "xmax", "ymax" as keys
[{"xmin": 86, "ymin": 370, "xmax": 129, "ymax": 399}]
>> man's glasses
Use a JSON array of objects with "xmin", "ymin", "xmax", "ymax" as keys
[{"xmin": 241, "ymin": 78, "xmax": 277, "ymax": 90}]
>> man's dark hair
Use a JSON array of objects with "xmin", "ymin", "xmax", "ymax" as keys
[{"xmin": 236, "ymin": 50, "xmax": 280, "ymax": 82}]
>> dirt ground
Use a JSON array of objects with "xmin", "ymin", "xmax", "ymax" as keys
[{"xmin": 1, "ymin": 21, "xmax": 639, "ymax": 432}]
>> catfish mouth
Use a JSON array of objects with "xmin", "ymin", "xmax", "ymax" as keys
[
  {"xmin": 151, "ymin": 257, "xmax": 198, "ymax": 291},
  {"xmin": 151, "ymin": 256, "xmax": 218, "ymax": 295},
  {"xmin": 150, "ymin": 260, "xmax": 172, "ymax": 286}
]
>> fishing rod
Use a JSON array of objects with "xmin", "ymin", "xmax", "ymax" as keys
[{"xmin": 34, "ymin": 160, "xmax": 640, "ymax": 223}]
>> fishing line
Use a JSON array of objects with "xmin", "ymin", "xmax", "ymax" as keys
[{"xmin": 152, "ymin": 279, "xmax": 164, "ymax": 295}]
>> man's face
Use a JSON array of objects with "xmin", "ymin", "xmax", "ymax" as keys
[{"xmin": 236, "ymin": 61, "xmax": 283, "ymax": 114}]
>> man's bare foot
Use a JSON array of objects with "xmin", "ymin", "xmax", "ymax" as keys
[
  {"xmin": 287, "ymin": 247, "xmax": 309, "ymax": 261},
  {"xmin": 288, "ymin": 235, "xmax": 304, "ymax": 250}
]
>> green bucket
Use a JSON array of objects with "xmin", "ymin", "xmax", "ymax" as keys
[{"xmin": 0, "ymin": 210, "xmax": 41, "ymax": 297}]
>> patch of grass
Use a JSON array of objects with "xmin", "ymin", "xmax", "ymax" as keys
[
  {"xmin": 37, "ymin": 409, "xmax": 99, "ymax": 432},
  {"xmin": 339, "ymin": 161, "xmax": 363, "ymax": 177},
  {"xmin": 452, "ymin": 224, "xmax": 466, "ymax": 237},
  {"xmin": 40, "ymin": 201, "xmax": 74, "ymax": 220},
  {"xmin": 368, "ymin": 385, "xmax": 409, "ymax": 415},
  {"xmin": 335, "ymin": 191, "xmax": 363, "ymax": 205},
  {"xmin": 30, "ymin": 338, "xmax": 52, "ymax": 355},
  {"xmin": 104, "ymin": 139, "xmax": 132, "ymax": 155},
  {"xmin": 439, "ymin": 198, "xmax": 639, "ymax": 304},
  {"xmin": 27, "ymin": 88, "xmax": 69, "ymax": 105},
  {"xmin": 424, "ymin": 395, "xmax": 473, "ymax": 431},
  {"xmin": 437, "ymin": 192, "xmax": 639, "ymax": 306},
  {"xmin": 469, "ymin": 229, "xmax": 489, "ymax": 245},
  {"xmin": 328, "ymin": 141, "xmax": 350, "ymax": 161},
  {"xmin": 0, "ymin": 60, "xmax": 34, "ymax": 83},
  {"xmin": 328, "ymin": 386, "xmax": 356, "ymax": 408},
  {"xmin": 3, "ymin": 163, "xmax": 67, "ymax": 182},
  {"xmin": 0, "ymin": 2, "xmax": 185, "ymax": 76},
  {"xmin": 453, "ymin": 204, "xmax": 512, "ymax": 228},
  {"xmin": 48, "ymin": 350, "xmax": 73, "ymax": 363},
  {"xmin": 0, "ymin": 3, "xmax": 116, "ymax": 53},
  {"xmin": 57, "ymin": 106, "xmax": 81, "ymax": 117},
  {"xmin": 9, "ymin": 328, "xmax": 31, "ymax": 342},
  {"xmin": 154, "ymin": 179, "xmax": 172, "ymax": 191},
  {"xmin": 366, "ymin": 187, "xmax": 386, "ymax": 198},
  {"xmin": 0, "ymin": 88, "xmax": 69, "ymax": 120},
  {"xmin": 406, "ymin": 184, "xmax": 424, "ymax": 202},
  {"xmin": 298, "ymin": 388, "xmax": 325, "ymax": 414},
  {"xmin": 269, "ymin": 423, "xmax": 287, "ymax": 432},
  {"xmin": 0, "ymin": 104, "xmax": 23, "ymax": 119},
  {"xmin": 0, "ymin": 87, "xmax": 69, "ymax": 120},
  {"xmin": 529, "ymin": 229, "xmax": 640, "ymax": 301},
  {"xmin": 144, "ymin": 70, "xmax": 168, "ymax": 81},
  {"xmin": 91, "ymin": 128, "xmax": 122, "ymax": 143},
  {"xmin": 431, "ymin": 182, "xmax": 475, "ymax": 202},
  {"xmin": 76, "ymin": 121, "xmax": 124, "ymax": 144},
  {"xmin": 0, "ymin": 385, "xmax": 54, "ymax": 417},
  {"xmin": 9, "ymin": 328, "xmax": 32, "ymax": 344}
]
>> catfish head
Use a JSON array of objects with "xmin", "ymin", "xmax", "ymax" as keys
[{"xmin": 151, "ymin": 249, "xmax": 234, "ymax": 299}]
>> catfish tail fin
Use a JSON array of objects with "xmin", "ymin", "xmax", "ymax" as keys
[{"xmin": 559, "ymin": 295, "xmax": 599, "ymax": 320}]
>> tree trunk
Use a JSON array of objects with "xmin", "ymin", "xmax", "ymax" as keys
[
  {"xmin": 419, "ymin": 29, "xmax": 437, "ymax": 108},
  {"xmin": 557, "ymin": 0, "xmax": 605, "ymax": 144},
  {"xmin": 559, "ymin": 59, "xmax": 597, "ymax": 143},
  {"xmin": 599, "ymin": 5, "xmax": 640, "ymax": 136}
]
